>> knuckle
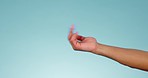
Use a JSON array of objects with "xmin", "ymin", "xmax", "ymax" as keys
[
  {"xmin": 73, "ymin": 47, "xmax": 78, "ymax": 50},
  {"xmin": 70, "ymin": 39, "xmax": 73, "ymax": 42},
  {"xmin": 73, "ymin": 46, "xmax": 79, "ymax": 51},
  {"xmin": 89, "ymin": 37, "xmax": 94, "ymax": 39},
  {"xmin": 72, "ymin": 45, "xmax": 76, "ymax": 50},
  {"xmin": 68, "ymin": 37, "xmax": 71, "ymax": 40}
]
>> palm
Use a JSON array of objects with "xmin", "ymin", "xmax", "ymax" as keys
[{"xmin": 77, "ymin": 37, "xmax": 97, "ymax": 52}]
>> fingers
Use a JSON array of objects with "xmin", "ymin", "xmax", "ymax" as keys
[
  {"xmin": 70, "ymin": 32, "xmax": 78, "ymax": 45},
  {"xmin": 77, "ymin": 35, "xmax": 85, "ymax": 41},
  {"xmin": 69, "ymin": 32, "xmax": 81, "ymax": 50},
  {"xmin": 68, "ymin": 24, "xmax": 74, "ymax": 40},
  {"xmin": 68, "ymin": 25, "xmax": 85, "ymax": 50}
]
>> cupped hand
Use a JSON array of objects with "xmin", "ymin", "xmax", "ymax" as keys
[{"xmin": 68, "ymin": 25, "xmax": 98, "ymax": 52}]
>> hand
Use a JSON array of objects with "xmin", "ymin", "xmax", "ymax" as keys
[{"xmin": 68, "ymin": 25, "xmax": 98, "ymax": 52}]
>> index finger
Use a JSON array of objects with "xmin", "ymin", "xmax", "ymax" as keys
[{"xmin": 68, "ymin": 24, "xmax": 74, "ymax": 40}]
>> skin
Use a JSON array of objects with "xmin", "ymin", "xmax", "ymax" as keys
[{"xmin": 68, "ymin": 25, "xmax": 148, "ymax": 71}]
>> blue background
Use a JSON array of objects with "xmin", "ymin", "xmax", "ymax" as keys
[{"xmin": 0, "ymin": 0, "xmax": 148, "ymax": 78}]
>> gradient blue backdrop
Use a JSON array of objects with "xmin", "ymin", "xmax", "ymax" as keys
[{"xmin": 0, "ymin": 0, "xmax": 148, "ymax": 78}]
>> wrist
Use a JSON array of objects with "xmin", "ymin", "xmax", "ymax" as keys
[{"xmin": 92, "ymin": 43, "xmax": 105, "ymax": 55}]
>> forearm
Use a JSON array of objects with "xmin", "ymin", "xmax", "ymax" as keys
[{"xmin": 92, "ymin": 43, "xmax": 148, "ymax": 71}]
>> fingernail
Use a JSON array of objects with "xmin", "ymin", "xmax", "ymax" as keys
[
  {"xmin": 71, "ymin": 24, "xmax": 74, "ymax": 29},
  {"xmin": 76, "ymin": 32, "xmax": 78, "ymax": 35}
]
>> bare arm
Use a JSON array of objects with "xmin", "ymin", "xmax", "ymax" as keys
[
  {"xmin": 94, "ymin": 43, "xmax": 148, "ymax": 71},
  {"xmin": 68, "ymin": 25, "xmax": 148, "ymax": 71}
]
